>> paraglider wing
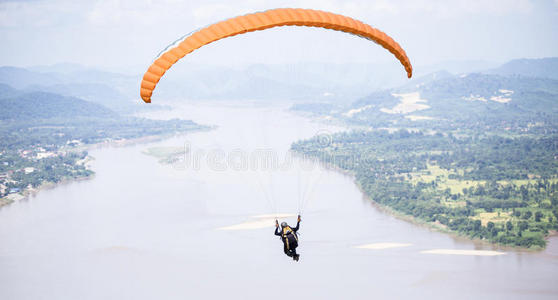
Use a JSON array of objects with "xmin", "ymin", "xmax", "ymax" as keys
[{"xmin": 140, "ymin": 8, "xmax": 413, "ymax": 103}]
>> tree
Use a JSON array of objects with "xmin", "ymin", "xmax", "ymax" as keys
[
  {"xmin": 520, "ymin": 185, "xmax": 529, "ymax": 201},
  {"xmin": 535, "ymin": 211, "xmax": 544, "ymax": 222},
  {"xmin": 473, "ymin": 219, "xmax": 482, "ymax": 231},
  {"xmin": 519, "ymin": 221, "xmax": 529, "ymax": 232},
  {"xmin": 506, "ymin": 221, "xmax": 513, "ymax": 231}
]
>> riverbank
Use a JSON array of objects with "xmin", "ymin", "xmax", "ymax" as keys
[
  {"xmin": 0, "ymin": 197, "xmax": 13, "ymax": 207},
  {"xmin": 0, "ymin": 162, "xmax": 94, "ymax": 209},
  {"xmin": 292, "ymin": 148, "xmax": 551, "ymax": 251},
  {"xmin": 292, "ymin": 127, "xmax": 557, "ymax": 250},
  {"xmin": 0, "ymin": 128, "xmax": 213, "ymax": 209},
  {"xmin": 355, "ymin": 175, "xmax": 551, "ymax": 251}
]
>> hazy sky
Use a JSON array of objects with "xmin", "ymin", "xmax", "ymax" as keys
[{"xmin": 1, "ymin": 0, "xmax": 558, "ymax": 72}]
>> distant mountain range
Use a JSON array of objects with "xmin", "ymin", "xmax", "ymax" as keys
[
  {"xmin": 127, "ymin": 62, "xmax": 418, "ymax": 103},
  {"xmin": 351, "ymin": 73, "xmax": 558, "ymax": 119},
  {"xmin": 0, "ymin": 57, "xmax": 556, "ymax": 118},
  {"xmin": 289, "ymin": 57, "xmax": 558, "ymax": 133},
  {"xmin": 485, "ymin": 57, "xmax": 558, "ymax": 80},
  {"xmin": 0, "ymin": 59, "xmax": 508, "ymax": 107},
  {"xmin": 0, "ymin": 84, "xmax": 119, "ymax": 120},
  {"xmin": 0, "ymin": 82, "xmax": 205, "ymax": 150},
  {"xmin": 0, "ymin": 65, "xmax": 138, "ymax": 113}
]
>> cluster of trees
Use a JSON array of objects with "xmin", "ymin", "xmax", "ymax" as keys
[
  {"xmin": 293, "ymin": 129, "xmax": 558, "ymax": 248},
  {"xmin": 433, "ymin": 135, "xmax": 558, "ymax": 180},
  {"xmin": 1, "ymin": 116, "xmax": 206, "ymax": 198},
  {"xmin": 2, "ymin": 151, "xmax": 92, "ymax": 195},
  {"xmin": 0, "ymin": 117, "xmax": 204, "ymax": 150}
]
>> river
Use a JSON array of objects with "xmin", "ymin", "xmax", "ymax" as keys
[{"xmin": 1, "ymin": 102, "xmax": 557, "ymax": 300}]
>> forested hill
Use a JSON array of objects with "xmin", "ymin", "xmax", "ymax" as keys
[
  {"xmin": 485, "ymin": 57, "xmax": 558, "ymax": 80},
  {"xmin": 292, "ymin": 57, "xmax": 558, "ymax": 130},
  {"xmin": 0, "ymin": 83, "xmax": 207, "ymax": 149},
  {"xmin": 0, "ymin": 66, "xmax": 137, "ymax": 113},
  {"xmin": 300, "ymin": 63, "xmax": 558, "ymax": 134},
  {"xmin": 0, "ymin": 88, "xmax": 118, "ymax": 120},
  {"xmin": 366, "ymin": 73, "xmax": 558, "ymax": 114},
  {"xmin": 0, "ymin": 83, "xmax": 18, "ymax": 98}
]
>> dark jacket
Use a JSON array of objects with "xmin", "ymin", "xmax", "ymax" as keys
[{"xmin": 275, "ymin": 221, "xmax": 300, "ymax": 249}]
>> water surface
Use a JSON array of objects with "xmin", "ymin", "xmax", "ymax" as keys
[{"xmin": 1, "ymin": 102, "xmax": 557, "ymax": 300}]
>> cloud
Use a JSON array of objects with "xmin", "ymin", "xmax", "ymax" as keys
[
  {"xmin": 294, "ymin": 0, "xmax": 533, "ymax": 18},
  {"xmin": 192, "ymin": 3, "xmax": 240, "ymax": 20},
  {"xmin": 0, "ymin": 0, "xmax": 536, "ymax": 29},
  {"xmin": 87, "ymin": 0, "xmax": 187, "ymax": 27},
  {"xmin": 0, "ymin": 0, "xmax": 87, "ymax": 28},
  {"xmin": 0, "ymin": 0, "xmax": 41, "ymax": 3}
]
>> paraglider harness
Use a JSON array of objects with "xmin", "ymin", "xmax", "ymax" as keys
[
  {"xmin": 281, "ymin": 226, "xmax": 299, "ymax": 250},
  {"xmin": 275, "ymin": 217, "xmax": 301, "ymax": 260}
]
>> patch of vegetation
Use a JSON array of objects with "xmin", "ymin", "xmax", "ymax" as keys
[
  {"xmin": 143, "ymin": 147, "xmax": 187, "ymax": 164},
  {"xmin": 293, "ymin": 130, "xmax": 558, "ymax": 248}
]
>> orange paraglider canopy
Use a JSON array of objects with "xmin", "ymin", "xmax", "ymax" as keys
[{"xmin": 140, "ymin": 8, "xmax": 413, "ymax": 103}]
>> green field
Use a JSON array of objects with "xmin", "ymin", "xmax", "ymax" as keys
[{"xmin": 143, "ymin": 147, "xmax": 187, "ymax": 164}]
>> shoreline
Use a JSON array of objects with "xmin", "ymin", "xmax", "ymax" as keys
[
  {"xmin": 357, "ymin": 179, "xmax": 551, "ymax": 252},
  {"xmin": 294, "ymin": 151, "xmax": 550, "ymax": 252},
  {"xmin": 0, "ymin": 127, "xmax": 212, "ymax": 209},
  {"xmin": 0, "ymin": 174, "xmax": 95, "ymax": 209}
]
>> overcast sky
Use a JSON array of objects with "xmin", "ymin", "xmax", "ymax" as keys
[{"xmin": 1, "ymin": 0, "xmax": 557, "ymax": 72}]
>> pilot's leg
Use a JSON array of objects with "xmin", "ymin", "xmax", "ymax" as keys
[{"xmin": 284, "ymin": 244, "xmax": 293, "ymax": 257}]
